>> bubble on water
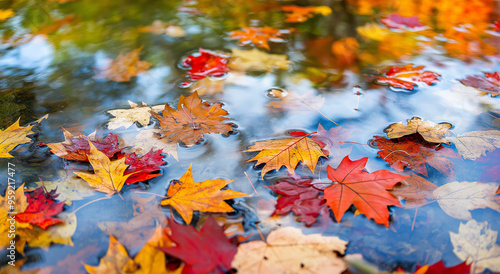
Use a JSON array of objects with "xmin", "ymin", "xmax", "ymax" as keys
[
  {"xmin": 353, "ymin": 85, "xmax": 364, "ymax": 95},
  {"xmin": 179, "ymin": 81, "xmax": 193, "ymax": 88},
  {"xmin": 368, "ymin": 138, "xmax": 379, "ymax": 149},
  {"xmin": 265, "ymin": 88, "xmax": 288, "ymax": 99}
]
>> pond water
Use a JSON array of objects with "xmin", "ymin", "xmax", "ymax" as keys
[{"xmin": 1, "ymin": 0, "xmax": 500, "ymax": 273}]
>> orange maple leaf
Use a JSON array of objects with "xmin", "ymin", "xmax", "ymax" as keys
[
  {"xmin": 95, "ymin": 47, "xmax": 152, "ymax": 82},
  {"xmin": 229, "ymin": 27, "xmax": 292, "ymax": 50},
  {"xmin": 246, "ymin": 135, "xmax": 326, "ymax": 178},
  {"xmin": 152, "ymin": 91, "xmax": 236, "ymax": 146}
]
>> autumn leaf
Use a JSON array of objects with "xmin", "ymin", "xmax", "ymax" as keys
[
  {"xmin": 34, "ymin": 171, "xmax": 95, "ymax": 205},
  {"xmin": 0, "ymin": 9, "xmax": 14, "ymax": 21},
  {"xmin": 132, "ymin": 226, "xmax": 172, "ymax": 274},
  {"xmin": 14, "ymin": 187, "xmax": 64, "ymax": 230},
  {"xmin": 434, "ymin": 181, "xmax": 500, "ymax": 220},
  {"xmin": 106, "ymin": 101, "xmax": 164, "ymax": 130},
  {"xmin": 384, "ymin": 117, "xmax": 452, "ymax": 144},
  {"xmin": 375, "ymin": 64, "xmax": 440, "ymax": 90},
  {"xmin": 47, "ymin": 129, "xmax": 123, "ymax": 161},
  {"xmin": 331, "ymin": 37, "xmax": 359, "ymax": 67},
  {"xmin": 246, "ymin": 134, "xmax": 326, "ymax": 178},
  {"xmin": 182, "ymin": 48, "xmax": 229, "ymax": 80},
  {"xmin": 39, "ymin": 246, "xmax": 100, "ymax": 274},
  {"xmin": 266, "ymin": 174, "xmax": 327, "ymax": 226},
  {"xmin": 281, "ymin": 5, "xmax": 332, "ymax": 23},
  {"xmin": 0, "ymin": 115, "xmax": 47, "ymax": 158},
  {"xmin": 84, "ymin": 236, "xmax": 137, "ymax": 274},
  {"xmin": 232, "ymin": 226, "xmax": 347, "ymax": 273},
  {"xmin": 121, "ymin": 128, "xmax": 179, "ymax": 161},
  {"xmin": 450, "ymin": 220, "xmax": 500, "ymax": 273},
  {"xmin": 20, "ymin": 212, "xmax": 77, "ymax": 250},
  {"xmin": 477, "ymin": 150, "xmax": 500, "ymax": 187},
  {"xmin": 229, "ymin": 27, "xmax": 292, "ymax": 50},
  {"xmin": 390, "ymin": 175, "xmax": 437, "ymax": 208},
  {"xmin": 189, "ymin": 77, "xmax": 225, "ymax": 95},
  {"xmin": 0, "ymin": 184, "xmax": 28, "ymax": 248},
  {"xmin": 124, "ymin": 149, "xmax": 166, "ymax": 185},
  {"xmin": 374, "ymin": 135, "xmax": 458, "ymax": 178},
  {"xmin": 414, "ymin": 261, "xmax": 471, "ymax": 274},
  {"xmin": 448, "ymin": 130, "xmax": 500, "ymax": 160},
  {"xmin": 74, "ymin": 141, "xmax": 132, "ymax": 196},
  {"xmin": 158, "ymin": 216, "xmax": 237, "ymax": 274},
  {"xmin": 229, "ymin": 48, "xmax": 290, "ymax": 72},
  {"xmin": 357, "ymin": 23, "xmax": 390, "ymax": 41},
  {"xmin": 311, "ymin": 124, "xmax": 353, "ymax": 163},
  {"xmin": 324, "ymin": 155, "xmax": 408, "ymax": 226},
  {"xmin": 95, "ymin": 47, "xmax": 152, "ymax": 82},
  {"xmin": 138, "ymin": 20, "xmax": 185, "ymax": 37},
  {"xmin": 381, "ymin": 13, "xmax": 425, "ymax": 29},
  {"xmin": 459, "ymin": 71, "xmax": 499, "ymax": 97},
  {"xmin": 160, "ymin": 164, "xmax": 247, "ymax": 224},
  {"xmin": 152, "ymin": 91, "xmax": 237, "ymax": 146}
]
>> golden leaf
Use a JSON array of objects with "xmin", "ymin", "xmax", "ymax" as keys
[
  {"xmin": 0, "ymin": 117, "xmax": 43, "ymax": 158},
  {"xmin": 229, "ymin": 48, "xmax": 290, "ymax": 72},
  {"xmin": 160, "ymin": 164, "xmax": 248, "ymax": 224},
  {"xmin": 384, "ymin": 117, "xmax": 452, "ymax": 144},
  {"xmin": 84, "ymin": 236, "xmax": 137, "ymax": 274},
  {"xmin": 0, "ymin": 9, "xmax": 14, "ymax": 21}
]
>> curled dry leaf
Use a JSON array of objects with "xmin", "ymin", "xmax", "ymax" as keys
[
  {"xmin": 246, "ymin": 135, "xmax": 326, "ymax": 178},
  {"xmin": 448, "ymin": 130, "xmax": 500, "ymax": 160},
  {"xmin": 229, "ymin": 27, "xmax": 292, "ymax": 50},
  {"xmin": 450, "ymin": 220, "xmax": 500, "ymax": 273},
  {"xmin": 434, "ymin": 181, "xmax": 500, "ymax": 220},
  {"xmin": 459, "ymin": 72, "xmax": 499, "ymax": 97},
  {"xmin": 324, "ymin": 156, "xmax": 407, "ymax": 227},
  {"xmin": 95, "ymin": 47, "xmax": 152, "ymax": 82},
  {"xmin": 152, "ymin": 91, "xmax": 237, "ymax": 146},
  {"xmin": 34, "ymin": 171, "xmax": 95, "ymax": 205},
  {"xmin": 160, "ymin": 164, "xmax": 248, "ymax": 224},
  {"xmin": 384, "ymin": 117, "xmax": 452, "ymax": 144},
  {"xmin": 74, "ymin": 141, "xmax": 132, "ymax": 196},
  {"xmin": 229, "ymin": 48, "xmax": 290, "ymax": 72},
  {"xmin": 182, "ymin": 48, "xmax": 229, "ymax": 80},
  {"xmin": 232, "ymin": 226, "xmax": 348, "ymax": 274},
  {"xmin": 0, "ymin": 115, "xmax": 47, "ymax": 158},
  {"xmin": 375, "ymin": 64, "xmax": 440, "ymax": 91},
  {"xmin": 390, "ymin": 175, "xmax": 437, "ymax": 208},
  {"xmin": 281, "ymin": 5, "xmax": 332, "ymax": 23},
  {"xmin": 106, "ymin": 101, "xmax": 164, "ymax": 130}
]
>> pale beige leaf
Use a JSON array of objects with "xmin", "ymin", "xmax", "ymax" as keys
[
  {"xmin": 450, "ymin": 220, "xmax": 500, "ymax": 273},
  {"xmin": 106, "ymin": 101, "xmax": 164, "ymax": 130},
  {"xmin": 229, "ymin": 48, "xmax": 290, "ymax": 72},
  {"xmin": 434, "ymin": 181, "xmax": 500, "ymax": 220},
  {"xmin": 121, "ymin": 128, "xmax": 178, "ymax": 161},
  {"xmin": 448, "ymin": 130, "xmax": 500, "ymax": 160},
  {"xmin": 232, "ymin": 226, "xmax": 347, "ymax": 273}
]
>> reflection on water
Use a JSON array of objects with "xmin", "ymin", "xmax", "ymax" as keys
[{"xmin": 0, "ymin": 0, "xmax": 499, "ymax": 272}]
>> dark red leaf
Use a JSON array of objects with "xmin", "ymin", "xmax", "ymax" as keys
[
  {"xmin": 459, "ymin": 72, "xmax": 500, "ymax": 96},
  {"xmin": 182, "ymin": 48, "xmax": 229, "ymax": 80},
  {"xmin": 158, "ymin": 216, "xmax": 237, "ymax": 274},
  {"xmin": 50, "ymin": 132, "xmax": 123, "ymax": 161},
  {"xmin": 15, "ymin": 187, "xmax": 64, "ymax": 230},
  {"xmin": 415, "ymin": 260, "xmax": 471, "ymax": 274},
  {"xmin": 124, "ymin": 149, "xmax": 166, "ymax": 185},
  {"xmin": 381, "ymin": 13, "xmax": 425, "ymax": 29}
]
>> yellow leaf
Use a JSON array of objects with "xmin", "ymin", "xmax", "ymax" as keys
[
  {"xmin": 246, "ymin": 135, "xmax": 326, "ymax": 178},
  {"xmin": 84, "ymin": 236, "xmax": 137, "ymax": 274},
  {"xmin": 160, "ymin": 164, "xmax": 248, "ymax": 224},
  {"xmin": 0, "ymin": 9, "xmax": 14, "ymax": 21},
  {"xmin": 229, "ymin": 48, "xmax": 290, "ymax": 72},
  {"xmin": 384, "ymin": 117, "xmax": 452, "ymax": 144},
  {"xmin": 74, "ymin": 141, "xmax": 132, "ymax": 196},
  {"xmin": 0, "ymin": 119, "xmax": 35, "ymax": 158},
  {"xmin": 357, "ymin": 24, "xmax": 390, "ymax": 41}
]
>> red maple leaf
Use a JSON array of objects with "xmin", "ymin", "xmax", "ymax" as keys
[
  {"xmin": 381, "ymin": 13, "xmax": 425, "ymax": 29},
  {"xmin": 494, "ymin": 20, "xmax": 500, "ymax": 32},
  {"xmin": 375, "ymin": 64, "xmax": 440, "ymax": 90},
  {"xmin": 266, "ymin": 174, "xmax": 327, "ymax": 226},
  {"xmin": 15, "ymin": 187, "xmax": 64, "ymax": 230},
  {"xmin": 374, "ymin": 135, "xmax": 459, "ymax": 178},
  {"xmin": 414, "ymin": 260, "xmax": 471, "ymax": 274},
  {"xmin": 158, "ymin": 216, "xmax": 237, "ymax": 274},
  {"xmin": 124, "ymin": 149, "xmax": 166, "ymax": 185},
  {"xmin": 182, "ymin": 48, "xmax": 229, "ymax": 80},
  {"xmin": 324, "ymin": 155, "xmax": 408, "ymax": 227},
  {"xmin": 459, "ymin": 71, "xmax": 500, "ymax": 96}
]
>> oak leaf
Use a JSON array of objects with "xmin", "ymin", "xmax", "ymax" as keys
[
  {"xmin": 14, "ymin": 186, "xmax": 64, "ymax": 230},
  {"xmin": 152, "ymin": 91, "xmax": 236, "ymax": 146},
  {"xmin": 281, "ymin": 5, "xmax": 332, "ymax": 23},
  {"xmin": 84, "ymin": 236, "xmax": 137, "ymax": 274},
  {"xmin": 450, "ymin": 220, "xmax": 500, "ymax": 273},
  {"xmin": 246, "ymin": 135, "xmax": 326, "ymax": 178},
  {"xmin": 74, "ymin": 141, "xmax": 132, "ymax": 196},
  {"xmin": 159, "ymin": 216, "xmax": 236, "ymax": 274},
  {"xmin": 160, "ymin": 164, "xmax": 247, "ymax": 224},
  {"xmin": 0, "ymin": 115, "xmax": 47, "ymax": 158},
  {"xmin": 121, "ymin": 128, "xmax": 179, "ymax": 161},
  {"xmin": 434, "ymin": 181, "xmax": 500, "ymax": 220},
  {"xmin": 34, "ymin": 171, "xmax": 95, "ymax": 205},
  {"xmin": 124, "ymin": 149, "xmax": 166, "ymax": 185},
  {"xmin": 231, "ymin": 226, "xmax": 347, "ymax": 273},
  {"xmin": 448, "ymin": 130, "xmax": 500, "ymax": 160},
  {"xmin": 229, "ymin": 27, "xmax": 292, "ymax": 50},
  {"xmin": 106, "ymin": 101, "xmax": 164, "ymax": 130},
  {"xmin": 375, "ymin": 64, "xmax": 440, "ymax": 90},
  {"xmin": 229, "ymin": 48, "xmax": 290, "ymax": 72},
  {"xmin": 380, "ymin": 13, "xmax": 425, "ymax": 29},
  {"xmin": 384, "ymin": 117, "xmax": 452, "ymax": 144},
  {"xmin": 324, "ymin": 156, "xmax": 408, "ymax": 226},
  {"xmin": 182, "ymin": 48, "xmax": 229, "ymax": 80},
  {"xmin": 459, "ymin": 72, "xmax": 499, "ymax": 97},
  {"xmin": 95, "ymin": 47, "xmax": 152, "ymax": 82},
  {"xmin": 390, "ymin": 175, "xmax": 437, "ymax": 208}
]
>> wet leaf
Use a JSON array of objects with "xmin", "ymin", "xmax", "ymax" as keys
[
  {"xmin": 182, "ymin": 48, "xmax": 229, "ymax": 80},
  {"xmin": 414, "ymin": 260, "xmax": 471, "ymax": 274},
  {"xmin": 281, "ymin": 5, "xmax": 332, "ymax": 23},
  {"xmin": 23, "ymin": 212, "xmax": 77, "ymax": 249},
  {"xmin": 390, "ymin": 175, "xmax": 437, "ymax": 208},
  {"xmin": 138, "ymin": 20, "xmax": 185, "ymax": 37},
  {"xmin": 384, "ymin": 117, "xmax": 452, "ymax": 144},
  {"xmin": 375, "ymin": 64, "xmax": 440, "ymax": 90},
  {"xmin": 381, "ymin": 13, "xmax": 425, "ymax": 29},
  {"xmin": 84, "ymin": 236, "xmax": 137, "ymax": 274},
  {"xmin": 459, "ymin": 72, "xmax": 500, "ymax": 97},
  {"xmin": 357, "ymin": 23, "xmax": 390, "ymax": 41},
  {"xmin": 189, "ymin": 77, "xmax": 225, "ymax": 95},
  {"xmin": 0, "ymin": 9, "xmax": 14, "ymax": 21},
  {"xmin": 160, "ymin": 164, "xmax": 247, "ymax": 224},
  {"xmin": 448, "ymin": 130, "xmax": 500, "ymax": 160},
  {"xmin": 47, "ymin": 129, "xmax": 123, "ymax": 161},
  {"xmin": 229, "ymin": 48, "xmax": 290, "ymax": 72},
  {"xmin": 95, "ymin": 47, "xmax": 152, "ymax": 82},
  {"xmin": 39, "ymin": 245, "xmax": 100, "ymax": 274},
  {"xmin": 74, "ymin": 141, "xmax": 132, "ymax": 196},
  {"xmin": 324, "ymin": 156, "xmax": 407, "ymax": 227},
  {"xmin": 152, "ymin": 91, "xmax": 236, "ymax": 146},
  {"xmin": 450, "ymin": 220, "xmax": 500, "ymax": 273},
  {"xmin": 434, "ymin": 181, "xmax": 500, "ymax": 220},
  {"xmin": 331, "ymin": 37, "xmax": 359, "ymax": 66},
  {"xmin": 106, "ymin": 101, "xmax": 164, "ymax": 130},
  {"xmin": 232, "ymin": 226, "xmax": 347, "ymax": 273},
  {"xmin": 229, "ymin": 27, "xmax": 292, "ymax": 50},
  {"xmin": 34, "ymin": 171, "xmax": 95, "ymax": 205},
  {"xmin": 0, "ymin": 116, "xmax": 47, "ymax": 158},
  {"xmin": 158, "ymin": 216, "xmax": 236, "ymax": 274},
  {"xmin": 121, "ymin": 128, "xmax": 179, "ymax": 161},
  {"xmin": 124, "ymin": 149, "xmax": 166, "ymax": 185},
  {"xmin": 14, "ymin": 187, "xmax": 64, "ymax": 230},
  {"xmin": 245, "ymin": 135, "xmax": 326, "ymax": 178}
]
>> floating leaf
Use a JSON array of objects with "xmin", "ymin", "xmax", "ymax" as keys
[
  {"xmin": 138, "ymin": 20, "xmax": 185, "ymax": 37},
  {"xmin": 414, "ymin": 261, "xmax": 471, "ymax": 274},
  {"xmin": 384, "ymin": 117, "xmax": 452, "ymax": 144},
  {"xmin": 375, "ymin": 64, "xmax": 440, "ymax": 90},
  {"xmin": 84, "ymin": 236, "xmax": 137, "ymax": 274},
  {"xmin": 229, "ymin": 48, "xmax": 290, "ymax": 72},
  {"xmin": 106, "ymin": 101, "xmax": 164, "ymax": 130},
  {"xmin": 124, "ymin": 149, "xmax": 166, "ymax": 185},
  {"xmin": 448, "ymin": 130, "xmax": 500, "ymax": 160},
  {"xmin": 459, "ymin": 72, "xmax": 499, "ymax": 97},
  {"xmin": 121, "ymin": 128, "xmax": 179, "ymax": 161},
  {"xmin": 34, "ymin": 171, "xmax": 95, "ymax": 205},
  {"xmin": 281, "ymin": 5, "xmax": 332, "ymax": 23},
  {"xmin": 0, "ymin": 116, "xmax": 47, "ymax": 158},
  {"xmin": 182, "ymin": 48, "xmax": 229, "ymax": 80},
  {"xmin": 14, "ymin": 187, "xmax": 64, "ymax": 230},
  {"xmin": 229, "ymin": 27, "xmax": 291, "ymax": 50}
]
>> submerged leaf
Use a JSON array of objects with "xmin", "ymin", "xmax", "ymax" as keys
[
  {"xmin": 229, "ymin": 48, "xmax": 290, "ymax": 72},
  {"xmin": 95, "ymin": 47, "xmax": 152, "ymax": 82}
]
